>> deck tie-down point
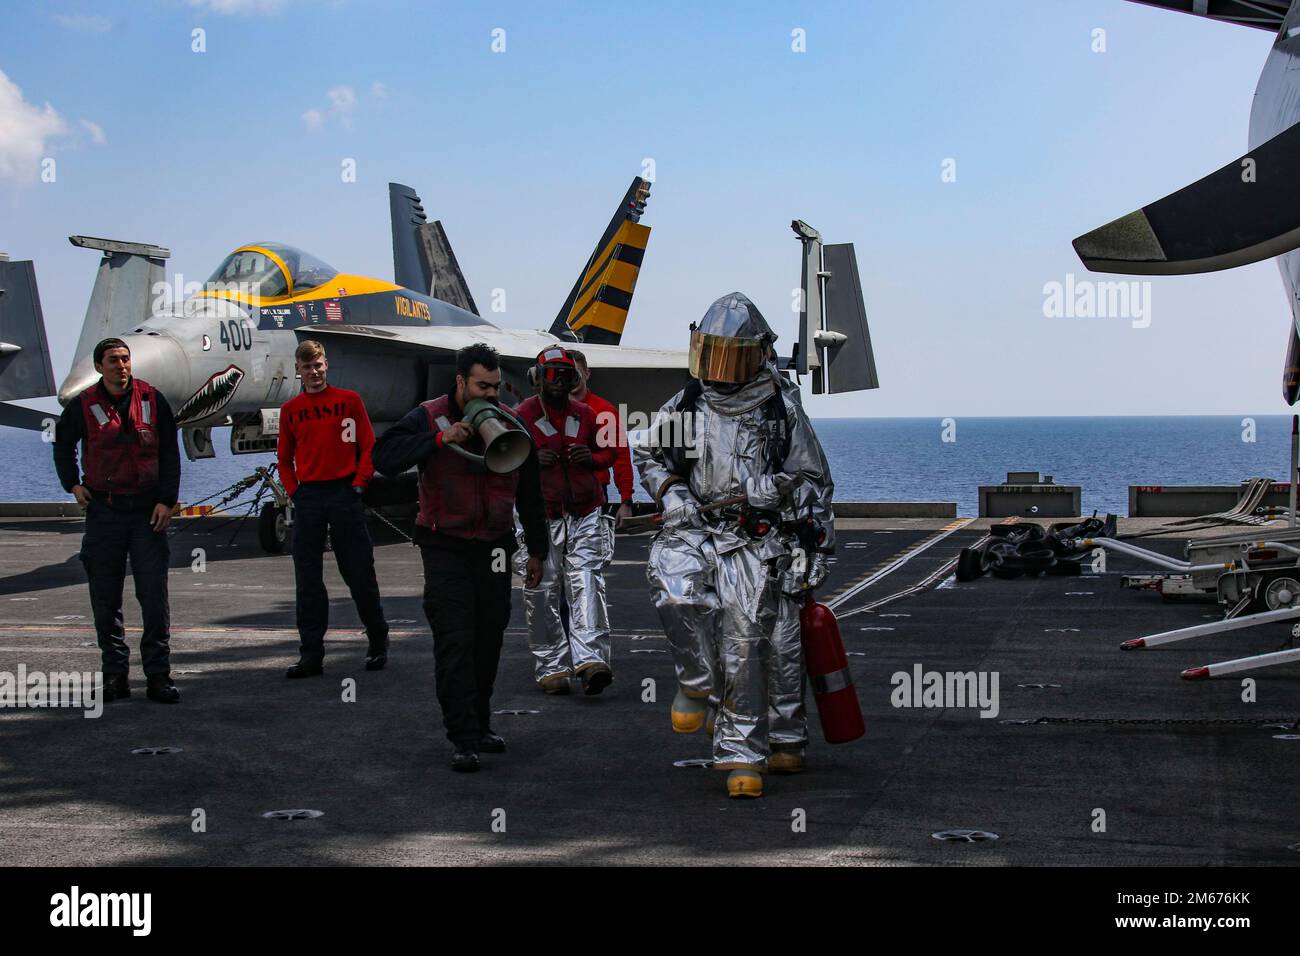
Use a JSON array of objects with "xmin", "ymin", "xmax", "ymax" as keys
[
  {"xmin": 932, "ymin": 829, "xmax": 999, "ymax": 842},
  {"xmin": 262, "ymin": 809, "xmax": 323, "ymax": 820}
]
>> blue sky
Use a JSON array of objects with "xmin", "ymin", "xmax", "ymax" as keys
[{"xmin": 0, "ymin": 0, "xmax": 1284, "ymax": 417}]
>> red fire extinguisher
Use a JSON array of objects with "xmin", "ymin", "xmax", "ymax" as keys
[{"xmin": 801, "ymin": 591, "xmax": 865, "ymax": 744}]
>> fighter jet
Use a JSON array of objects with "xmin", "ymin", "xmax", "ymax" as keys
[
  {"xmin": 0, "ymin": 176, "xmax": 877, "ymax": 545},
  {"xmin": 1074, "ymin": 0, "xmax": 1300, "ymax": 400},
  {"xmin": 31, "ymin": 178, "xmax": 682, "ymax": 456}
]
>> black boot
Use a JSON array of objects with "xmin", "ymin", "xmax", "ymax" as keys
[
  {"xmin": 451, "ymin": 743, "xmax": 480, "ymax": 773},
  {"xmin": 103, "ymin": 673, "xmax": 130, "ymax": 702},
  {"xmin": 285, "ymin": 658, "xmax": 324, "ymax": 679},
  {"xmin": 145, "ymin": 674, "xmax": 180, "ymax": 704},
  {"xmin": 364, "ymin": 632, "xmax": 389, "ymax": 671},
  {"xmin": 580, "ymin": 663, "xmax": 613, "ymax": 696},
  {"xmin": 479, "ymin": 729, "xmax": 506, "ymax": 754}
]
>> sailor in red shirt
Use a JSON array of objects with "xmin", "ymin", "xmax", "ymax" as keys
[
  {"xmin": 569, "ymin": 349, "xmax": 635, "ymax": 528},
  {"xmin": 276, "ymin": 339, "xmax": 389, "ymax": 678},
  {"xmin": 514, "ymin": 347, "xmax": 618, "ymax": 695}
]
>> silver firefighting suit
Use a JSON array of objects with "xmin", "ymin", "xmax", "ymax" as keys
[
  {"xmin": 636, "ymin": 297, "xmax": 834, "ymax": 768},
  {"xmin": 770, "ymin": 570, "xmax": 809, "ymax": 752},
  {"xmin": 514, "ymin": 509, "xmax": 615, "ymax": 680}
]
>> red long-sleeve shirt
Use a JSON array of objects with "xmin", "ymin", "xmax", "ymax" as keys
[
  {"xmin": 276, "ymin": 385, "xmax": 375, "ymax": 497},
  {"xmin": 581, "ymin": 389, "xmax": 634, "ymax": 503}
]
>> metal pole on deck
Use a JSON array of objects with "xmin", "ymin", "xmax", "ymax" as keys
[{"xmin": 1291, "ymin": 414, "xmax": 1297, "ymax": 529}]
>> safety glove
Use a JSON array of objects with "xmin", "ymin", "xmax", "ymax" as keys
[
  {"xmin": 744, "ymin": 472, "xmax": 793, "ymax": 510},
  {"xmin": 661, "ymin": 484, "xmax": 703, "ymax": 531},
  {"xmin": 806, "ymin": 551, "xmax": 830, "ymax": 589}
]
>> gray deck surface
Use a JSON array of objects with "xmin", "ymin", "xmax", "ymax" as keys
[{"xmin": 0, "ymin": 515, "xmax": 1296, "ymax": 866}]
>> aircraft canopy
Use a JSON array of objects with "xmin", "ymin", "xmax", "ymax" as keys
[{"xmin": 207, "ymin": 243, "xmax": 338, "ymax": 297}]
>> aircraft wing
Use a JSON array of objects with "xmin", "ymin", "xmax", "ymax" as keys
[
  {"xmin": 1074, "ymin": 120, "xmax": 1300, "ymax": 274},
  {"xmin": 306, "ymin": 322, "xmax": 690, "ymax": 420},
  {"xmin": 1125, "ymin": 0, "xmax": 1289, "ymax": 31},
  {"xmin": 305, "ymin": 322, "xmax": 562, "ymax": 360}
]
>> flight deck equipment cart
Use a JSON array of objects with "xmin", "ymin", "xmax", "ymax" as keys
[{"xmin": 1073, "ymin": 531, "xmax": 1300, "ymax": 677}]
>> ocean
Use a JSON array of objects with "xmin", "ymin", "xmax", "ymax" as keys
[{"xmin": 5, "ymin": 415, "xmax": 1294, "ymax": 518}]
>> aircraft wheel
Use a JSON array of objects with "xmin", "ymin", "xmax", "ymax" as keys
[{"xmin": 259, "ymin": 502, "xmax": 289, "ymax": 554}]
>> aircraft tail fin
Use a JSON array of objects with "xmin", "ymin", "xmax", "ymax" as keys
[
  {"xmin": 417, "ymin": 220, "xmax": 479, "ymax": 315},
  {"xmin": 548, "ymin": 177, "xmax": 652, "ymax": 345},
  {"xmin": 389, "ymin": 182, "xmax": 432, "ymax": 294},
  {"xmin": 68, "ymin": 236, "xmax": 169, "ymax": 363},
  {"xmin": 0, "ymin": 255, "xmax": 57, "ymax": 420},
  {"xmin": 389, "ymin": 182, "xmax": 481, "ymax": 314}
]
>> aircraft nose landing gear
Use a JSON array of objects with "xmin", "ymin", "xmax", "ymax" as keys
[
  {"xmin": 256, "ymin": 467, "xmax": 293, "ymax": 554},
  {"xmin": 259, "ymin": 500, "xmax": 292, "ymax": 554}
]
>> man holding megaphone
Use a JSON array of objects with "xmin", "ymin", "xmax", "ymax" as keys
[
  {"xmin": 373, "ymin": 343, "xmax": 548, "ymax": 773},
  {"xmin": 514, "ymin": 347, "xmax": 618, "ymax": 696}
]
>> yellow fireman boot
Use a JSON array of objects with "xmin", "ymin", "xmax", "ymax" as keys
[
  {"xmin": 726, "ymin": 769, "xmax": 764, "ymax": 799},
  {"xmin": 671, "ymin": 687, "xmax": 707, "ymax": 733},
  {"xmin": 539, "ymin": 672, "xmax": 572, "ymax": 695},
  {"xmin": 769, "ymin": 750, "xmax": 806, "ymax": 774}
]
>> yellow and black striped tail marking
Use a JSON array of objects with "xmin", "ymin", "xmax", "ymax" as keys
[
  {"xmin": 548, "ymin": 176, "xmax": 652, "ymax": 346},
  {"xmin": 562, "ymin": 219, "xmax": 651, "ymax": 345}
]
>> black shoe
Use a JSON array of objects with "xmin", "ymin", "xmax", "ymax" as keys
[
  {"xmin": 451, "ymin": 744, "xmax": 480, "ymax": 773},
  {"xmin": 285, "ymin": 659, "xmax": 324, "ymax": 679},
  {"xmin": 364, "ymin": 632, "xmax": 389, "ymax": 671},
  {"xmin": 479, "ymin": 730, "xmax": 506, "ymax": 754},
  {"xmin": 580, "ymin": 664, "xmax": 613, "ymax": 696},
  {"xmin": 145, "ymin": 674, "xmax": 180, "ymax": 704},
  {"xmin": 103, "ymin": 673, "xmax": 130, "ymax": 702}
]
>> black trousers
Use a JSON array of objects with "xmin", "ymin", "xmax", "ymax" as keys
[
  {"xmin": 420, "ymin": 537, "xmax": 514, "ymax": 746},
  {"xmin": 79, "ymin": 500, "xmax": 171, "ymax": 676},
  {"xmin": 291, "ymin": 480, "xmax": 388, "ymax": 661}
]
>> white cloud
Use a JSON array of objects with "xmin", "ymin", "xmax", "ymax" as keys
[
  {"xmin": 186, "ymin": 0, "xmax": 288, "ymax": 14},
  {"xmin": 0, "ymin": 68, "xmax": 68, "ymax": 184},
  {"xmin": 54, "ymin": 14, "xmax": 112, "ymax": 32},
  {"xmin": 302, "ymin": 85, "xmax": 358, "ymax": 131},
  {"xmin": 370, "ymin": 81, "xmax": 387, "ymax": 100},
  {"xmin": 79, "ymin": 119, "xmax": 106, "ymax": 145},
  {"xmin": 326, "ymin": 85, "xmax": 356, "ymax": 114}
]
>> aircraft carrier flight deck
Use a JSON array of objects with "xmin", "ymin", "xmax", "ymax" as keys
[{"xmin": 0, "ymin": 513, "xmax": 1295, "ymax": 867}]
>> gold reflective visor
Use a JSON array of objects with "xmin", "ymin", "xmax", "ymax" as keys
[{"xmin": 688, "ymin": 330, "xmax": 765, "ymax": 384}]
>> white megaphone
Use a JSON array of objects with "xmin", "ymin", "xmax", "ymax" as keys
[{"xmin": 444, "ymin": 398, "xmax": 533, "ymax": 473}]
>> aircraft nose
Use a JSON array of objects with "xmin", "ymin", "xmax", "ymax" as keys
[
  {"xmin": 57, "ymin": 333, "xmax": 189, "ymax": 407},
  {"xmin": 57, "ymin": 358, "xmax": 99, "ymax": 406}
]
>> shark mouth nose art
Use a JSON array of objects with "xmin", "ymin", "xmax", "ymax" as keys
[{"xmin": 176, "ymin": 365, "xmax": 245, "ymax": 424}]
